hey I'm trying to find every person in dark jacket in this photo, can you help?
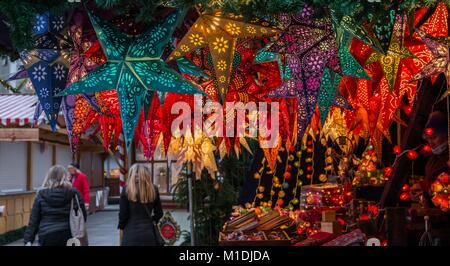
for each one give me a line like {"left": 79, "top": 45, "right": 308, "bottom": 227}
{"left": 24, "top": 165, "right": 87, "bottom": 246}
{"left": 118, "top": 163, "right": 163, "bottom": 246}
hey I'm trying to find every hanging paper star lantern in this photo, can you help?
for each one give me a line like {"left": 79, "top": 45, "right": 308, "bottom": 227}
{"left": 321, "top": 108, "right": 348, "bottom": 143}
{"left": 410, "top": 30, "right": 450, "bottom": 86}
{"left": 318, "top": 67, "right": 343, "bottom": 125}
{"left": 62, "top": 11, "right": 106, "bottom": 152}
{"left": 167, "top": 11, "right": 278, "bottom": 102}
{"left": 58, "top": 11, "right": 204, "bottom": 148}
{"left": 141, "top": 93, "right": 164, "bottom": 159}
{"left": 95, "top": 90, "right": 123, "bottom": 150}
{"left": 337, "top": 30, "right": 371, "bottom": 80}
{"left": 176, "top": 56, "right": 210, "bottom": 79}
{"left": 168, "top": 127, "right": 218, "bottom": 179}
{"left": 18, "top": 39, "right": 69, "bottom": 131}
{"left": 31, "top": 12, "right": 67, "bottom": 37}
{"left": 266, "top": 6, "right": 340, "bottom": 143}
{"left": 335, "top": 13, "right": 383, "bottom": 54}
{"left": 10, "top": 13, "right": 70, "bottom": 131}
{"left": 214, "top": 45, "right": 283, "bottom": 158}
{"left": 366, "top": 14, "right": 415, "bottom": 91}
{"left": 407, "top": 2, "right": 449, "bottom": 101}
{"left": 369, "top": 8, "right": 396, "bottom": 54}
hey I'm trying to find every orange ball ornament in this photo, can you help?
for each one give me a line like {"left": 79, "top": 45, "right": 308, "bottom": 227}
{"left": 276, "top": 199, "right": 284, "bottom": 206}
{"left": 431, "top": 181, "right": 443, "bottom": 193}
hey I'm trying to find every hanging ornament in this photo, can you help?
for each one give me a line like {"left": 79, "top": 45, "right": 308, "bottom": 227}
{"left": 410, "top": 29, "right": 450, "bottom": 89}
{"left": 13, "top": 13, "right": 70, "bottom": 131}
{"left": 406, "top": 149, "right": 419, "bottom": 160}
{"left": 267, "top": 5, "right": 340, "bottom": 143}
{"left": 318, "top": 68, "right": 343, "bottom": 125}
{"left": 168, "top": 11, "right": 278, "bottom": 102}
{"left": 168, "top": 128, "right": 217, "bottom": 180}
{"left": 335, "top": 27, "right": 371, "bottom": 80}
{"left": 58, "top": 11, "right": 204, "bottom": 149}
{"left": 393, "top": 145, "right": 402, "bottom": 155}
{"left": 366, "top": 14, "right": 415, "bottom": 91}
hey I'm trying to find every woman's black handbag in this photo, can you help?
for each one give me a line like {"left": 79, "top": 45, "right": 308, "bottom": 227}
{"left": 143, "top": 204, "right": 165, "bottom": 246}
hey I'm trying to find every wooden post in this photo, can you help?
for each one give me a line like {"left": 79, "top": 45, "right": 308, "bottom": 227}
{"left": 52, "top": 144, "right": 56, "bottom": 165}
{"left": 26, "top": 142, "right": 32, "bottom": 191}
{"left": 76, "top": 149, "right": 81, "bottom": 165}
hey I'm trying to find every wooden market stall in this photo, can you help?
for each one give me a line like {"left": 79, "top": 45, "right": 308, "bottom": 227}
{"left": 0, "top": 94, "right": 107, "bottom": 235}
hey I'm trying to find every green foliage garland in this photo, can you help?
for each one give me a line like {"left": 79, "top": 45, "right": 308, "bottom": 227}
{"left": 1, "top": 1, "right": 450, "bottom": 56}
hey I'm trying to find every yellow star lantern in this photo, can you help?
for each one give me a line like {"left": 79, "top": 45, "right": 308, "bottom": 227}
{"left": 366, "top": 14, "right": 415, "bottom": 91}
{"left": 168, "top": 128, "right": 218, "bottom": 179}
{"left": 167, "top": 12, "right": 278, "bottom": 102}
{"left": 321, "top": 108, "right": 349, "bottom": 144}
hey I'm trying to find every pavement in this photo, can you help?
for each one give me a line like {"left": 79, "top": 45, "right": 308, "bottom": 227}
{"left": 6, "top": 205, "right": 190, "bottom": 246}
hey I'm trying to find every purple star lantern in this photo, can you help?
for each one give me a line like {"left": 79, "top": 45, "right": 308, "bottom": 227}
{"left": 266, "top": 6, "right": 340, "bottom": 143}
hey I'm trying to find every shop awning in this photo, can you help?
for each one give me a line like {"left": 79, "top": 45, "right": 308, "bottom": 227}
{"left": 0, "top": 94, "right": 43, "bottom": 126}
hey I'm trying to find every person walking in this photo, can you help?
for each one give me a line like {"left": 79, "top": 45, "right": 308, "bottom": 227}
{"left": 118, "top": 164, "right": 164, "bottom": 246}
{"left": 24, "top": 165, "right": 87, "bottom": 246}
{"left": 68, "top": 163, "right": 90, "bottom": 211}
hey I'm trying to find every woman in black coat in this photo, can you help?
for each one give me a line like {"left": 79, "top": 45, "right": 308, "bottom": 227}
{"left": 24, "top": 165, "right": 87, "bottom": 246}
{"left": 118, "top": 164, "right": 164, "bottom": 246}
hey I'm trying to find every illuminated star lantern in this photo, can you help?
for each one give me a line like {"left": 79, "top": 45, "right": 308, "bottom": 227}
{"left": 169, "top": 128, "right": 218, "bottom": 180}
{"left": 9, "top": 13, "right": 70, "bottom": 131}
{"left": 58, "top": 11, "right": 204, "bottom": 148}
{"left": 266, "top": 6, "right": 340, "bottom": 143}
{"left": 62, "top": 12, "right": 105, "bottom": 152}
{"left": 366, "top": 14, "right": 415, "bottom": 91}
{"left": 336, "top": 29, "right": 371, "bottom": 80}
{"left": 369, "top": 8, "right": 397, "bottom": 54}
{"left": 318, "top": 68, "right": 343, "bottom": 125}
{"left": 335, "top": 13, "right": 383, "bottom": 54}
{"left": 31, "top": 12, "right": 67, "bottom": 37}
{"left": 18, "top": 44, "right": 69, "bottom": 131}
{"left": 167, "top": 11, "right": 278, "bottom": 103}
{"left": 410, "top": 30, "right": 450, "bottom": 101}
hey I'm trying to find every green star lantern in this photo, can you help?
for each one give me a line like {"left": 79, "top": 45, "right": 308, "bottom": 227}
{"left": 58, "top": 11, "right": 205, "bottom": 148}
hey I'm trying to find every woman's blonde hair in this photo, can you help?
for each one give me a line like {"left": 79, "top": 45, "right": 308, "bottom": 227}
{"left": 42, "top": 165, "right": 72, "bottom": 189}
{"left": 126, "top": 163, "right": 156, "bottom": 203}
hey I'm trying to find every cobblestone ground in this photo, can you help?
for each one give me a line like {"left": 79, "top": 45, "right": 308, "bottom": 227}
{"left": 6, "top": 206, "right": 189, "bottom": 246}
